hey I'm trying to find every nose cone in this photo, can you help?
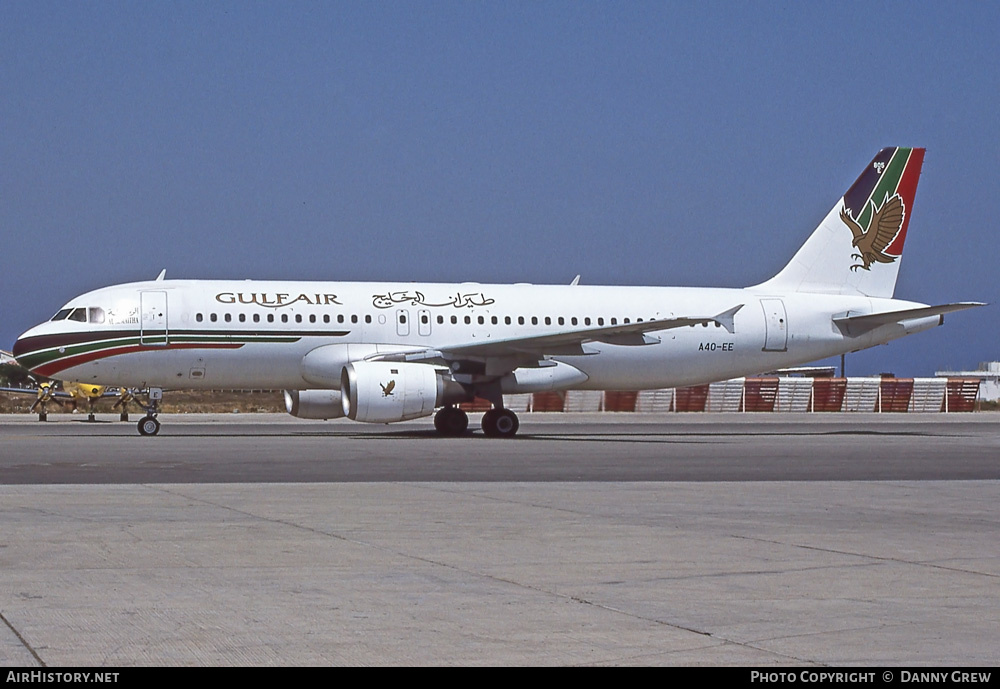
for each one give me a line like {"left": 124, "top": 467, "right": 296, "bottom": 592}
{"left": 12, "top": 324, "right": 46, "bottom": 371}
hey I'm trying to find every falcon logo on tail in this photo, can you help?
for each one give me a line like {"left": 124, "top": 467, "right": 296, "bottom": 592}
{"left": 840, "top": 193, "right": 905, "bottom": 272}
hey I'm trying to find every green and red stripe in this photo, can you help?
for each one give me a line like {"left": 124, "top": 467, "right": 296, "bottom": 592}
{"left": 14, "top": 328, "right": 349, "bottom": 378}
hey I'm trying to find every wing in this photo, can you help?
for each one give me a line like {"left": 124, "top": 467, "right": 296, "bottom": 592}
{"left": 371, "top": 304, "right": 744, "bottom": 373}
{"left": 0, "top": 386, "right": 43, "bottom": 397}
{"left": 869, "top": 194, "right": 905, "bottom": 254}
{"left": 840, "top": 207, "right": 865, "bottom": 242}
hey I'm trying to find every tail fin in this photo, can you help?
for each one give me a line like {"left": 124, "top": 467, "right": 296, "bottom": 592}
{"left": 755, "top": 147, "right": 925, "bottom": 298}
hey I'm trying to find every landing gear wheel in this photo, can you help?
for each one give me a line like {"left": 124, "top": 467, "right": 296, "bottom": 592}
{"left": 138, "top": 416, "right": 160, "bottom": 436}
{"left": 481, "top": 408, "right": 519, "bottom": 438}
{"left": 434, "top": 406, "right": 469, "bottom": 436}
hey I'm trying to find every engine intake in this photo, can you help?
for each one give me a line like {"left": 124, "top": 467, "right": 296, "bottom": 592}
{"left": 341, "top": 361, "right": 468, "bottom": 423}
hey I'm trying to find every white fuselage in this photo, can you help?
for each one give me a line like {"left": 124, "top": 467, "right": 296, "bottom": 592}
{"left": 13, "top": 278, "right": 937, "bottom": 392}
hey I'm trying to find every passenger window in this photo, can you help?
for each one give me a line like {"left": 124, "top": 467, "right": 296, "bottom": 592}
{"left": 281, "top": 314, "right": 289, "bottom": 323}
{"left": 478, "top": 316, "right": 485, "bottom": 325}
{"left": 365, "top": 315, "right": 372, "bottom": 324}
{"left": 531, "top": 317, "right": 538, "bottom": 325}
{"left": 254, "top": 314, "right": 261, "bottom": 323}
{"left": 224, "top": 314, "right": 232, "bottom": 322}
{"left": 211, "top": 313, "right": 218, "bottom": 322}
{"left": 239, "top": 314, "right": 246, "bottom": 322}
{"left": 464, "top": 316, "right": 471, "bottom": 325}
{"left": 267, "top": 314, "right": 274, "bottom": 323}
{"left": 338, "top": 315, "right": 344, "bottom": 323}
{"left": 351, "top": 315, "right": 358, "bottom": 324}
{"left": 450, "top": 316, "right": 457, "bottom": 324}
{"left": 196, "top": 313, "right": 203, "bottom": 323}
{"left": 491, "top": 316, "right": 498, "bottom": 325}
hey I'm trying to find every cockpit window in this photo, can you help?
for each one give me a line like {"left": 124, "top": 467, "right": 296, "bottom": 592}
{"left": 68, "top": 308, "right": 88, "bottom": 322}
{"left": 88, "top": 307, "right": 106, "bottom": 324}
{"left": 51, "top": 309, "right": 72, "bottom": 321}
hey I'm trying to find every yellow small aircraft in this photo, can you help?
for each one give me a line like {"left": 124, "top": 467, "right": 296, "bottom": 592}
{"left": 17, "top": 381, "right": 135, "bottom": 422}
{"left": 2, "top": 351, "right": 135, "bottom": 421}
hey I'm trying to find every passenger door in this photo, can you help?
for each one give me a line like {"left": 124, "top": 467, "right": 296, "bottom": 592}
{"left": 140, "top": 291, "right": 169, "bottom": 346}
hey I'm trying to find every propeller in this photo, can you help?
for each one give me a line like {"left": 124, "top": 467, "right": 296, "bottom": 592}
{"left": 29, "top": 382, "right": 64, "bottom": 413}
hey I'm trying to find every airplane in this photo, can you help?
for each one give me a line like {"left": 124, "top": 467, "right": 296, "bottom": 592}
{"left": 0, "top": 366, "right": 136, "bottom": 423}
{"left": 10, "top": 148, "right": 984, "bottom": 437}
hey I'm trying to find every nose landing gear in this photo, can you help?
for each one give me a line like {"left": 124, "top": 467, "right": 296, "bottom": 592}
{"left": 138, "top": 415, "right": 160, "bottom": 436}
{"left": 136, "top": 388, "right": 163, "bottom": 436}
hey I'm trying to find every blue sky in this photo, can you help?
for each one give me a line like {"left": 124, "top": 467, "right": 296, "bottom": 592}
{"left": 2, "top": 1, "right": 997, "bottom": 376}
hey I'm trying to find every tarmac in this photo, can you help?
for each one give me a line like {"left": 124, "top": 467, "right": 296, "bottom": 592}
{"left": 1, "top": 412, "right": 998, "bottom": 666}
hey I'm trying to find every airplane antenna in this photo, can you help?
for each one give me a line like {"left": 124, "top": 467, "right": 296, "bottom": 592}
{"left": 570, "top": 275, "right": 581, "bottom": 286}
{"left": 155, "top": 269, "right": 166, "bottom": 281}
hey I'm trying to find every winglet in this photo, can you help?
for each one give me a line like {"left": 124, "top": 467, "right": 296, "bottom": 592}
{"left": 712, "top": 304, "right": 744, "bottom": 334}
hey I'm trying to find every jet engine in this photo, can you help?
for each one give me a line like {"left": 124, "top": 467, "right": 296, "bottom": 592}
{"left": 340, "top": 361, "right": 468, "bottom": 423}
{"left": 283, "top": 389, "right": 345, "bottom": 420}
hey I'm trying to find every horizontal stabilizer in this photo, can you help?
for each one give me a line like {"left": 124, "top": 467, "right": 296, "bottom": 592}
{"left": 833, "top": 302, "right": 985, "bottom": 335}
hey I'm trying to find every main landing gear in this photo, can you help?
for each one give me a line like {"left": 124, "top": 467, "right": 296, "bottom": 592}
{"left": 137, "top": 388, "right": 163, "bottom": 436}
{"left": 432, "top": 405, "right": 520, "bottom": 437}
{"left": 481, "top": 408, "right": 519, "bottom": 438}
{"left": 433, "top": 406, "right": 469, "bottom": 436}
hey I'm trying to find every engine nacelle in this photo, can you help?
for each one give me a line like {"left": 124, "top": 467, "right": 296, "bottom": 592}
{"left": 284, "top": 389, "right": 345, "bottom": 420}
{"left": 341, "top": 361, "right": 467, "bottom": 423}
